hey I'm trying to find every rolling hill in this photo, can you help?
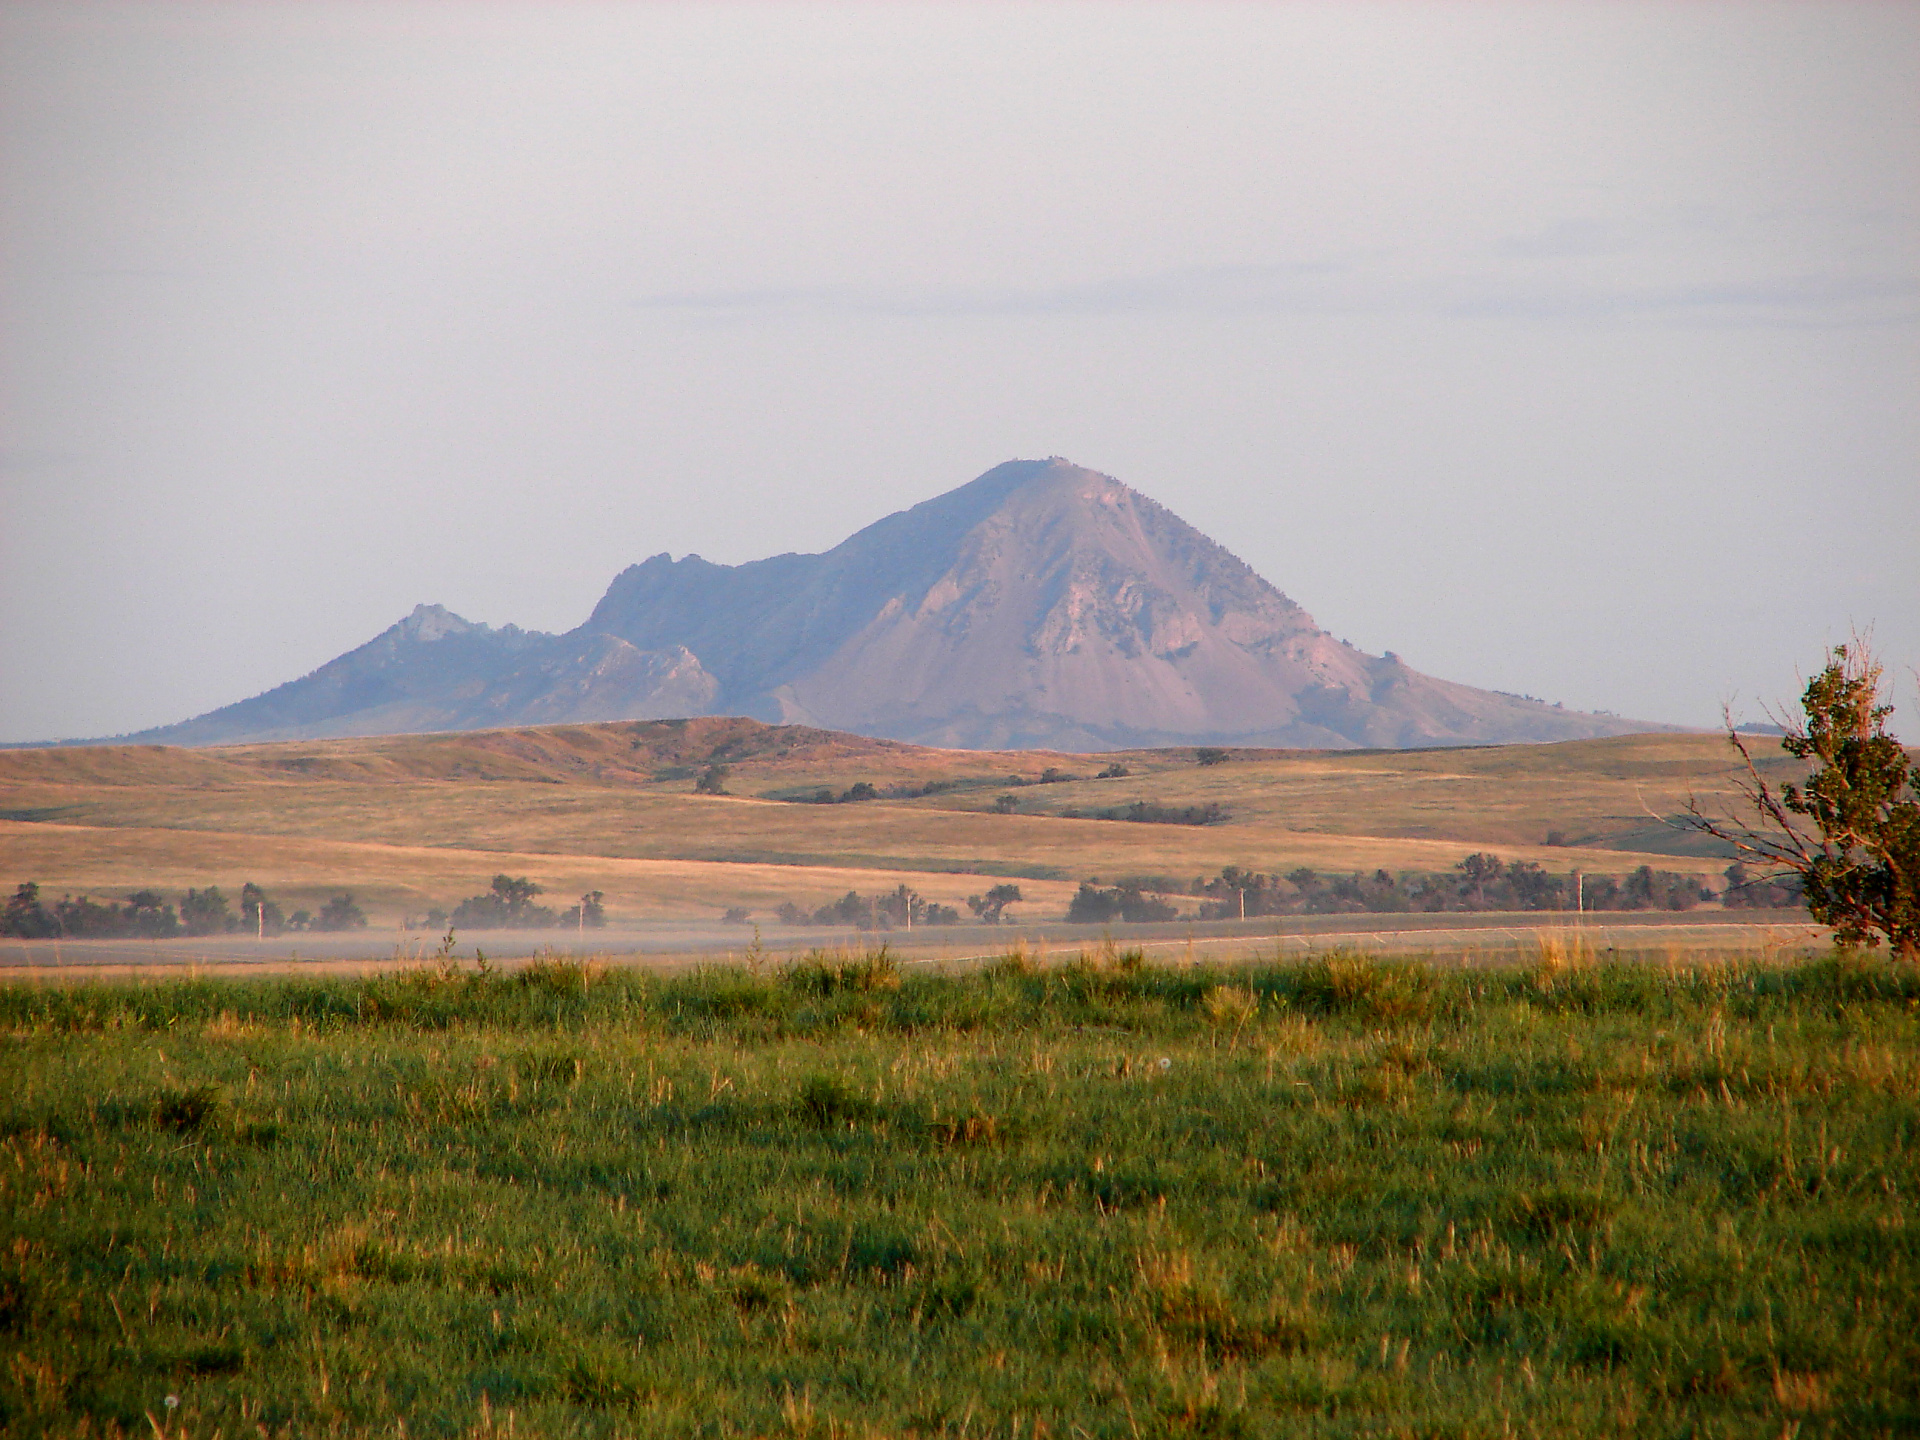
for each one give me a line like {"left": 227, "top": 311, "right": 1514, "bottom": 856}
{"left": 0, "top": 718, "right": 1788, "bottom": 932}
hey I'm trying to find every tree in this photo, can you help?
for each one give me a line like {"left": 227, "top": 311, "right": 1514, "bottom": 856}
{"left": 1193, "top": 865, "right": 1290, "bottom": 921}
{"left": 818, "top": 891, "right": 871, "bottom": 927}
{"left": 1503, "top": 860, "right": 1564, "bottom": 912}
{"left": 180, "top": 886, "right": 236, "bottom": 937}
{"left": 451, "top": 874, "right": 557, "bottom": 929}
{"left": 1067, "top": 881, "right": 1176, "bottom": 924}
{"left": 1, "top": 882, "right": 57, "bottom": 939}
{"left": 966, "top": 883, "right": 1023, "bottom": 924}
{"left": 694, "top": 765, "right": 730, "bottom": 795}
{"left": 1195, "top": 747, "right": 1230, "bottom": 767}
{"left": 313, "top": 894, "right": 368, "bottom": 931}
{"left": 1457, "top": 853, "right": 1504, "bottom": 908}
{"left": 494, "top": 875, "right": 541, "bottom": 910}
{"left": 125, "top": 890, "right": 181, "bottom": 937}
{"left": 1721, "top": 862, "right": 1800, "bottom": 910}
{"left": 877, "top": 883, "right": 926, "bottom": 929}
{"left": 1689, "top": 641, "right": 1919, "bottom": 957}
{"left": 239, "top": 882, "right": 284, "bottom": 937}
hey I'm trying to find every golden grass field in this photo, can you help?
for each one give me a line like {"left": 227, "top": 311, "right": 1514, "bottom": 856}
{"left": 0, "top": 716, "right": 1803, "bottom": 947}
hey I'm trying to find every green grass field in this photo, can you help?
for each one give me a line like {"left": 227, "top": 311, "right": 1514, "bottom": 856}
{"left": 4, "top": 947, "right": 1917, "bottom": 1438}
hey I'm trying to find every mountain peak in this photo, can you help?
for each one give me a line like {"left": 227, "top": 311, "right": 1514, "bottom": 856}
{"left": 123, "top": 459, "right": 1670, "bottom": 750}
{"left": 394, "top": 603, "right": 482, "bottom": 644}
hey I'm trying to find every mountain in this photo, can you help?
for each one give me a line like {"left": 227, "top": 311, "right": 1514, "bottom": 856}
{"left": 134, "top": 605, "right": 718, "bottom": 747}
{"left": 124, "top": 458, "right": 1667, "bottom": 750}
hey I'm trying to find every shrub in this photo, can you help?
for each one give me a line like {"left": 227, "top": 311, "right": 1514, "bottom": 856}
{"left": 783, "top": 948, "right": 900, "bottom": 997}
{"left": 1281, "top": 953, "right": 1433, "bottom": 1019}
{"left": 153, "top": 1085, "right": 221, "bottom": 1133}
{"left": 796, "top": 1074, "right": 874, "bottom": 1128}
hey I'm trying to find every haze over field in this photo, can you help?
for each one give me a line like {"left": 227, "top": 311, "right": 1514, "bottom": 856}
{"left": 2, "top": 2, "right": 1916, "bottom": 743}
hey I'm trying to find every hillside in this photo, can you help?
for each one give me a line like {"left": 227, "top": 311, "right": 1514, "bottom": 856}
{"left": 119, "top": 459, "right": 1672, "bottom": 750}
{"left": 0, "top": 719, "right": 1797, "bottom": 929}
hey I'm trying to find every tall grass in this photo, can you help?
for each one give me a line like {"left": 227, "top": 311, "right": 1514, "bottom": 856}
{"left": 2, "top": 946, "right": 1916, "bottom": 1437}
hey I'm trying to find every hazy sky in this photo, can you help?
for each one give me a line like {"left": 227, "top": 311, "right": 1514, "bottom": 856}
{"left": 3, "top": 1, "right": 1916, "bottom": 744}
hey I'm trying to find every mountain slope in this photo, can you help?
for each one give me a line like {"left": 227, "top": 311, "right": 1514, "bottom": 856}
{"left": 589, "top": 458, "right": 1659, "bottom": 749}
{"left": 130, "top": 605, "right": 717, "bottom": 746}
{"left": 120, "top": 458, "right": 1669, "bottom": 750}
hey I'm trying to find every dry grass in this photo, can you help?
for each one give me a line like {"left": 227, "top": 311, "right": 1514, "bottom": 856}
{"left": 0, "top": 820, "right": 1081, "bottom": 924}
{"left": 0, "top": 720, "right": 1797, "bottom": 930}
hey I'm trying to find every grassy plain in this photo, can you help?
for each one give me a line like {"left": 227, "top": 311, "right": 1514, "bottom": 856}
{"left": 3, "top": 947, "right": 1916, "bottom": 1437}
{"left": 0, "top": 719, "right": 1793, "bottom": 930}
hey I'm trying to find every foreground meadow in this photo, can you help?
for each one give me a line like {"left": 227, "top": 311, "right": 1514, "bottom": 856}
{"left": 2, "top": 949, "right": 1916, "bottom": 1438}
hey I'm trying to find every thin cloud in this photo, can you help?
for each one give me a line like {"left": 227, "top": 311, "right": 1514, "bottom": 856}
{"left": 635, "top": 217, "right": 1919, "bottom": 330}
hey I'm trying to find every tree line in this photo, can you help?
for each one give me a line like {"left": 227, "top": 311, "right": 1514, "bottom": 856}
{"left": 422, "top": 875, "right": 605, "bottom": 932}
{"left": 2, "top": 874, "right": 619, "bottom": 940}
{"left": 1, "top": 882, "right": 366, "bottom": 938}
{"left": 759, "top": 883, "right": 1019, "bottom": 929}
{"left": 1066, "top": 855, "right": 1768, "bottom": 924}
